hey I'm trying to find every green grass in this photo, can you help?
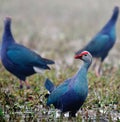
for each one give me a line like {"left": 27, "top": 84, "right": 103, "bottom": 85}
{"left": 0, "top": 63, "right": 120, "bottom": 121}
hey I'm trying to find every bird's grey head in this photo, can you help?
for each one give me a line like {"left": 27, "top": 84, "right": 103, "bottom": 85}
{"left": 113, "top": 6, "right": 119, "bottom": 14}
{"left": 74, "top": 51, "right": 92, "bottom": 64}
{"left": 4, "top": 17, "right": 11, "bottom": 26}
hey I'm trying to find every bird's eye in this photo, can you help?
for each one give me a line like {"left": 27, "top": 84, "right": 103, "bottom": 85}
{"left": 84, "top": 54, "right": 87, "bottom": 56}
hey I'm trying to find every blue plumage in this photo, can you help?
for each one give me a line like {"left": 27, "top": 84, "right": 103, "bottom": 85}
{"left": 45, "top": 51, "right": 92, "bottom": 117}
{"left": 1, "top": 17, "right": 55, "bottom": 88}
{"left": 0, "top": 43, "right": 1, "bottom": 60}
{"left": 76, "top": 6, "right": 119, "bottom": 76}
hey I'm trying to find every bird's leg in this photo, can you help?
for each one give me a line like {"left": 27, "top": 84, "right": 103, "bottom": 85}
{"left": 19, "top": 80, "right": 23, "bottom": 89}
{"left": 92, "top": 58, "right": 98, "bottom": 70}
{"left": 98, "top": 62, "right": 103, "bottom": 76}
{"left": 95, "top": 60, "right": 103, "bottom": 77}
{"left": 25, "top": 80, "right": 30, "bottom": 89}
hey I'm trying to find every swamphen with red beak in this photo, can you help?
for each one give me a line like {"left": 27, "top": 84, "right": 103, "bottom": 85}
{"left": 44, "top": 51, "right": 92, "bottom": 117}
{"left": 76, "top": 6, "right": 119, "bottom": 76}
{"left": 1, "top": 17, "right": 55, "bottom": 89}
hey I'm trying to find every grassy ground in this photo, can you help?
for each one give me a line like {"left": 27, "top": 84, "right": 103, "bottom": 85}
{"left": 0, "top": 0, "right": 120, "bottom": 121}
{"left": 0, "top": 64, "right": 120, "bottom": 121}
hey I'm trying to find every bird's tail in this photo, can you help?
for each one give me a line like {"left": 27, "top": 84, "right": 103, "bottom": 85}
{"left": 42, "top": 58, "right": 55, "bottom": 64}
{"left": 44, "top": 78, "right": 55, "bottom": 93}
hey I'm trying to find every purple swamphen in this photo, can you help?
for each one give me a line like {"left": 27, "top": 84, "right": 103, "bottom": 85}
{"left": 0, "top": 44, "right": 1, "bottom": 60}
{"left": 1, "top": 17, "right": 55, "bottom": 89}
{"left": 44, "top": 51, "right": 92, "bottom": 117}
{"left": 76, "top": 6, "right": 119, "bottom": 76}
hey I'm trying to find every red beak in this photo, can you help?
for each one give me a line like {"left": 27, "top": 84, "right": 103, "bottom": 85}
{"left": 74, "top": 53, "right": 83, "bottom": 59}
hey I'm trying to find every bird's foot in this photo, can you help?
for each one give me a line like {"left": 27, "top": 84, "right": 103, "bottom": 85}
{"left": 19, "top": 80, "right": 23, "bottom": 89}
{"left": 26, "top": 85, "right": 30, "bottom": 89}
{"left": 19, "top": 84, "right": 23, "bottom": 89}
{"left": 25, "top": 80, "right": 30, "bottom": 89}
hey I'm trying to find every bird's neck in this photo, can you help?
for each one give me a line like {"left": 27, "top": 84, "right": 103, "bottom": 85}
{"left": 2, "top": 23, "right": 15, "bottom": 44}
{"left": 104, "top": 10, "right": 119, "bottom": 28}
{"left": 76, "top": 62, "right": 90, "bottom": 81}
{"left": 72, "top": 62, "right": 89, "bottom": 96}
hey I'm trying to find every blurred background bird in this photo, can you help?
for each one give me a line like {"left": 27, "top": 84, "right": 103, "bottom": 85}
{"left": 1, "top": 17, "right": 55, "bottom": 89}
{"left": 0, "top": 44, "right": 1, "bottom": 60}
{"left": 44, "top": 51, "right": 92, "bottom": 117}
{"left": 76, "top": 6, "right": 119, "bottom": 76}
